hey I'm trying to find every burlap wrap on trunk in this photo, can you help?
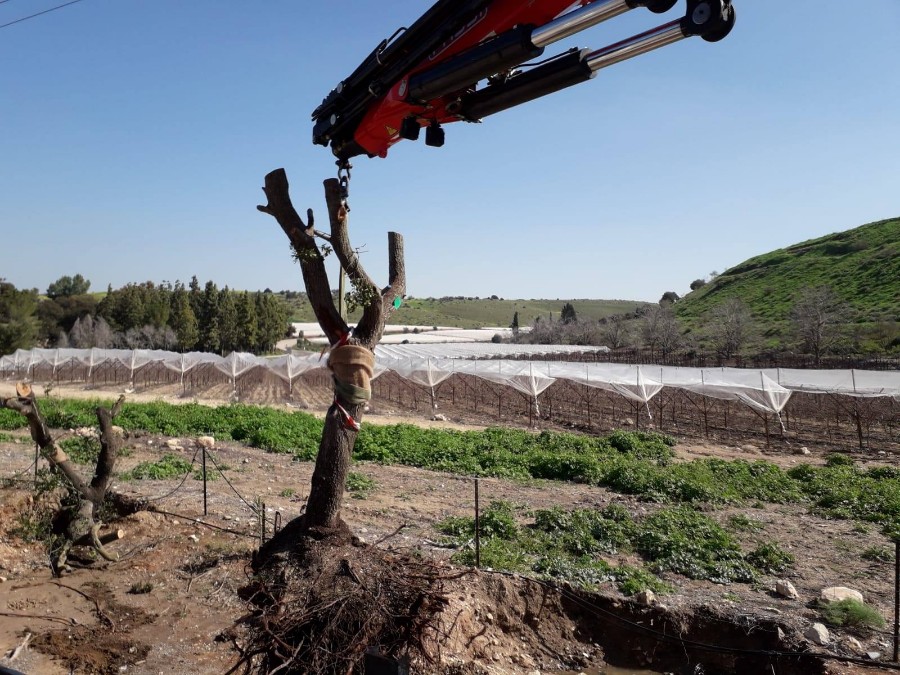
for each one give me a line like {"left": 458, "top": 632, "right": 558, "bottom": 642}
{"left": 328, "top": 344, "right": 375, "bottom": 405}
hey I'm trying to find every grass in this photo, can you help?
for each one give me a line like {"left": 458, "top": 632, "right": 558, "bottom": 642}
{"left": 676, "top": 217, "right": 900, "bottom": 349}
{"left": 819, "top": 599, "right": 886, "bottom": 629}
{"left": 861, "top": 545, "right": 894, "bottom": 563}
{"left": 282, "top": 295, "right": 646, "bottom": 329}
{"left": 128, "top": 581, "right": 154, "bottom": 595}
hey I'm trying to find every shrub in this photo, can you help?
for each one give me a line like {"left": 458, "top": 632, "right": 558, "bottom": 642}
{"left": 825, "top": 453, "right": 854, "bottom": 468}
{"left": 746, "top": 543, "right": 795, "bottom": 573}
{"left": 820, "top": 599, "right": 885, "bottom": 629}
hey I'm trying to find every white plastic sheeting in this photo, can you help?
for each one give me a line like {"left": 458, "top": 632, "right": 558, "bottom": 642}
{"left": 763, "top": 368, "right": 900, "bottom": 399}
{"left": 2, "top": 348, "right": 898, "bottom": 415}
{"left": 375, "top": 343, "right": 610, "bottom": 359}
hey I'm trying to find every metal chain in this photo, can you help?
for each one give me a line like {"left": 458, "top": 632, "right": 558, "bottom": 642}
{"left": 337, "top": 159, "right": 352, "bottom": 211}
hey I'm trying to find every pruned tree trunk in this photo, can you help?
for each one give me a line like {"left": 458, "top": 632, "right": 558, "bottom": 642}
{"left": 255, "top": 169, "right": 405, "bottom": 558}
{"left": 0, "top": 383, "right": 126, "bottom": 574}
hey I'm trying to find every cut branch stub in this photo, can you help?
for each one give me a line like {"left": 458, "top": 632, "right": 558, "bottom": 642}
{"left": 258, "top": 168, "right": 347, "bottom": 345}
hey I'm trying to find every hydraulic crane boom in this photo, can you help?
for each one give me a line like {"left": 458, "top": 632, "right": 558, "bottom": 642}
{"left": 312, "top": 0, "right": 735, "bottom": 166}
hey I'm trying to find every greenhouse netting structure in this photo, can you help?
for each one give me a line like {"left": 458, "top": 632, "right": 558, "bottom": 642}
{"left": 2, "top": 346, "right": 898, "bottom": 448}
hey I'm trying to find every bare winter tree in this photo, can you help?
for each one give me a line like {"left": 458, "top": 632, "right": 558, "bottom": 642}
{"left": 790, "top": 285, "right": 852, "bottom": 365}
{"left": 255, "top": 170, "right": 405, "bottom": 555}
{"left": 641, "top": 304, "right": 681, "bottom": 359}
{"left": 708, "top": 297, "right": 755, "bottom": 363}
{"left": 601, "top": 314, "right": 630, "bottom": 349}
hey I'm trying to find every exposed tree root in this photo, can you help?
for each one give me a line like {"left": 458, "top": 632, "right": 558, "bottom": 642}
{"left": 234, "top": 535, "right": 467, "bottom": 675}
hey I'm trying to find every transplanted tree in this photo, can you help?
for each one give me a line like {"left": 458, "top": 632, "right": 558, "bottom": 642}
{"left": 708, "top": 297, "right": 755, "bottom": 363}
{"left": 239, "top": 170, "right": 421, "bottom": 674}
{"left": 510, "top": 310, "right": 519, "bottom": 337}
{"left": 790, "top": 285, "right": 852, "bottom": 365}
{"left": 256, "top": 171, "right": 405, "bottom": 544}
{"left": 560, "top": 302, "right": 577, "bottom": 324}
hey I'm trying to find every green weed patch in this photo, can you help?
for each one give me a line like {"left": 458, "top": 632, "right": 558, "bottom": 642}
{"left": 436, "top": 501, "right": 791, "bottom": 593}
{"left": 7, "top": 398, "right": 900, "bottom": 536}
{"left": 122, "top": 454, "right": 193, "bottom": 480}
{"left": 60, "top": 436, "right": 101, "bottom": 465}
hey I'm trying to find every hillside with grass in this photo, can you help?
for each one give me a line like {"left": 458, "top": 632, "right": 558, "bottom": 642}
{"left": 282, "top": 295, "right": 646, "bottom": 329}
{"left": 676, "top": 217, "right": 900, "bottom": 347}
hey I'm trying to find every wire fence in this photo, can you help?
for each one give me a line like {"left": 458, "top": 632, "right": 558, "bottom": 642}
{"left": 1, "top": 436, "right": 899, "bottom": 667}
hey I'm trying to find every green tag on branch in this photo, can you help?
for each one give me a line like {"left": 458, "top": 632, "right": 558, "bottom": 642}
{"left": 393, "top": 297, "right": 402, "bottom": 309}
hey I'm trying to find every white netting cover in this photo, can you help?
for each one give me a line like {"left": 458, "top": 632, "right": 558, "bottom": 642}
{"left": 2, "top": 348, "right": 897, "bottom": 412}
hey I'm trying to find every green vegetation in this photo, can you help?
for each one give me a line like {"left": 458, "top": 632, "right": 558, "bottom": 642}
{"left": 122, "top": 454, "right": 193, "bottom": 480}
{"left": 279, "top": 488, "right": 296, "bottom": 498}
{"left": 345, "top": 471, "right": 375, "bottom": 497}
{"left": 746, "top": 543, "right": 795, "bottom": 574}
{"left": 0, "top": 431, "right": 18, "bottom": 443}
{"left": 281, "top": 294, "right": 644, "bottom": 329}
{"left": 437, "top": 501, "right": 795, "bottom": 593}
{"left": 677, "top": 217, "right": 900, "bottom": 351}
{"left": 128, "top": 581, "right": 154, "bottom": 595}
{"left": 4, "top": 399, "right": 900, "bottom": 537}
{"left": 861, "top": 545, "right": 893, "bottom": 563}
{"left": 819, "top": 599, "right": 886, "bottom": 629}
{"left": 0, "top": 275, "right": 291, "bottom": 353}
{"left": 60, "top": 436, "right": 101, "bottom": 465}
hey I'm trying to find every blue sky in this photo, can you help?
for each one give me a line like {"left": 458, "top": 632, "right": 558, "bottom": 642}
{"left": 2, "top": 0, "right": 898, "bottom": 302}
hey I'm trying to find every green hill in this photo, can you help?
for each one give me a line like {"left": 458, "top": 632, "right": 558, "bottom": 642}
{"left": 676, "top": 217, "right": 900, "bottom": 347}
{"left": 282, "top": 295, "right": 646, "bottom": 329}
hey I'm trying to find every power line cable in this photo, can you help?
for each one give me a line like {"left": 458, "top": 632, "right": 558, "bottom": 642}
{"left": 0, "top": 0, "right": 86, "bottom": 30}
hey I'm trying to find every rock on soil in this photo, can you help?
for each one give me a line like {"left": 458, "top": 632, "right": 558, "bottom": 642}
{"left": 804, "top": 623, "right": 830, "bottom": 645}
{"left": 820, "top": 586, "right": 864, "bottom": 603}
{"left": 775, "top": 580, "right": 799, "bottom": 600}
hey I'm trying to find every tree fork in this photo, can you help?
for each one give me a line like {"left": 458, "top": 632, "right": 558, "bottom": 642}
{"left": 1, "top": 384, "right": 127, "bottom": 572}
{"left": 256, "top": 169, "right": 405, "bottom": 554}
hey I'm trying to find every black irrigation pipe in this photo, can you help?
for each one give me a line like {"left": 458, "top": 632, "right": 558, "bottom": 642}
{"left": 205, "top": 450, "right": 260, "bottom": 516}
{"left": 146, "top": 507, "right": 259, "bottom": 539}
{"left": 486, "top": 569, "right": 900, "bottom": 670}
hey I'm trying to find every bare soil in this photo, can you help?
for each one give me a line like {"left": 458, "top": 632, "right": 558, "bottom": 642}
{"left": 0, "top": 382, "right": 898, "bottom": 674}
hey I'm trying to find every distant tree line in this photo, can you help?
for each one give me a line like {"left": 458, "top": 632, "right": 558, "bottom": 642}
{"left": 512, "top": 285, "right": 896, "bottom": 364}
{"left": 0, "top": 275, "right": 292, "bottom": 355}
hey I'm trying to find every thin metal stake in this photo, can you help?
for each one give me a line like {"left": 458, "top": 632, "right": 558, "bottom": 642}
{"left": 894, "top": 539, "right": 899, "bottom": 662}
{"left": 474, "top": 478, "right": 481, "bottom": 569}
{"left": 202, "top": 448, "right": 208, "bottom": 516}
{"left": 261, "top": 503, "right": 267, "bottom": 547}
{"left": 34, "top": 443, "right": 39, "bottom": 488}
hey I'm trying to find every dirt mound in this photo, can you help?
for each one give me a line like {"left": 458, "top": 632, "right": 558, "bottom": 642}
{"left": 31, "top": 581, "right": 152, "bottom": 674}
{"left": 238, "top": 526, "right": 455, "bottom": 674}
